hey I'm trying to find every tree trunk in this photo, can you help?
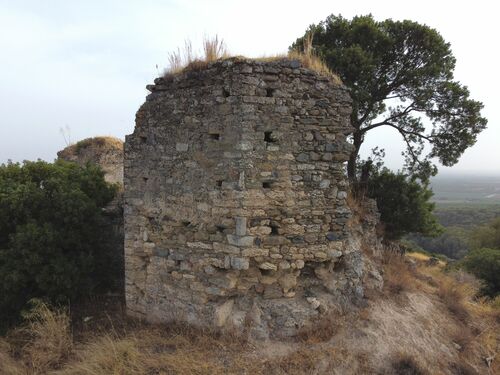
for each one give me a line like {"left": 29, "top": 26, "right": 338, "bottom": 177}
{"left": 347, "top": 130, "right": 363, "bottom": 182}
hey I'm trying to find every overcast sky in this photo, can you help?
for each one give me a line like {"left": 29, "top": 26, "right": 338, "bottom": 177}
{"left": 0, "top": 0, "right": 498, "bottom": 175}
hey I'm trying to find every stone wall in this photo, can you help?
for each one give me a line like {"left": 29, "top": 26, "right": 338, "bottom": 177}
{"left": 124, "top": 58, "right": 364, "bottom": 338}
{"left": 58, "top": 136, "right": 124, "bottom": 185}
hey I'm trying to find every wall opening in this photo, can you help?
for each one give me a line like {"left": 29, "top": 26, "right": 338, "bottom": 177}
{"left": 266, "top": 88, "right": 275, "bottom": 97}
{"left": 209, "top": 133, "right": 220, "bottom": 140}
{"left": 262, "top": 181, "right": 272, "bottom": 189}
{"left": 270, "top": 223, "right": 280, "bottom": 235}
{"left": 216, "top": 180, "right": 223, "bottom": 187}
{"left": 216, "top": 225, "right": 226, "bottom": 233}
{"left": 140, "top": 136, "right": 147, "bottom": 144}
{"left": 264, "top": 131, "right": 276, "bottom": 143}
{"left": 223, "top": 88, "right": 230, "bottom": 97}
{"left": 260, "top": 269, "right": 273, "bottom": 276}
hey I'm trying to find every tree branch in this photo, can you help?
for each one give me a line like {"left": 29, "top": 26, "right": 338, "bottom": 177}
{"left": 362, "top": 120, "right": 435, "bottom": 143}
{"left": 398, "top": 128, "right": 427, "bottom": 169}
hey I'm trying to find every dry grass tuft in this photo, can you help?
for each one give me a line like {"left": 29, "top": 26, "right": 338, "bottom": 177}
{"left": 448, "top": 362, "right": 479, "bottom": 375}
{"left": 414, "top": 264, "right": 499, "bottom": 373}
{"left": 0, "top": 340, "right": 25, "bottom": 375}
{"left": 203, "top": 34, "right": 228, "bottom": 63}
{"left": 60, "top": 334, "right": 146, "bottom": 375}
{"left": 165, "top": 35, "right": 228, "bottom": 75}
{"left": 389, "top": 352, "right": 429, "bottom": 375}
{"left": 383, "top": 253, "right": 415, "bottom": 295}
{"left": 345, "top": 188, "right": 368, "bottom": 227}
{"left": 296, "top": 313, "right": 340, "bottom": 343}
{"left": 288, "top": 32, "right": 340, "bottom": 83}
{"left": 21, "top": 301, "right": 73, "bottom": 373}
{"left": 436, "top": 273, "right": 478, "bottom": 323}
{"left": 0, "top": 301, "right": 74, "bottom": 374}
{"left": 262, "top": 347, "right": 341, "bottom": 375}
{"left": 163, "top": 34, "right": 341, "bottom": 82}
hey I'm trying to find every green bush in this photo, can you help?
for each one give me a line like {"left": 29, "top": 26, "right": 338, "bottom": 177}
{"left": 366, "top": 168, "right": 442, "bottom": 240}
{"left": 462, "top": 247, "right": 500, "bottom": 297}
{"left": 0, "top": 160, "right": 118, "bottom": 329}
{"left": 470, "top": 217, "right": 500, "bottom": 250}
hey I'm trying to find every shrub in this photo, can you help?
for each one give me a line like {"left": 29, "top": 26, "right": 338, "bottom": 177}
{"left": 470, "top": 217, "right": 500, "bottom": 250}
{"left": 462, "top": 247, "right": 500, "bottom": 297}
{"left": 0, "top": 160, "right": 118, "bottom": 330}
{"left": 366, "top": 168, "right": 442, "bottom": 240}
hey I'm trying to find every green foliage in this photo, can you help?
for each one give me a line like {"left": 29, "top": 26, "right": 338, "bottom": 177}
{"left": 434, "top": 203, "right": 500, "bottom": 228}
{"left": 0, "top": 160, "right": 118, "bottom": 329}
{"left": 292, "top": 14, "right": 487, "bottom": 181}
{"left": 462, "top": 248, "right": 500, "bottom": 297}
{"left": 407, "top": 227, "right": 470, "bottom": 260}
{"left": 366, "top": 168, "right": 442, "bottom": 239}
{"left": 469, "top": 217, "right": 500, "bottom": 250}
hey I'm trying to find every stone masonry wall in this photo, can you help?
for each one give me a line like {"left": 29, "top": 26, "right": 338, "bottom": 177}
{"left": 124, "top": 58, "right": 361, "bottom": 338}
{"left": 58, "top": 137, "right": 124, "bottom": 185}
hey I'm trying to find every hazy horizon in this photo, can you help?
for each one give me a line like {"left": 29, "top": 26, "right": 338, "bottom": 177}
{"left": 0, "top": 0, "right": 498, "bottom": 175}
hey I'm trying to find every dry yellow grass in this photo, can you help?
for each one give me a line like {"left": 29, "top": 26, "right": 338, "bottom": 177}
{"left": 165, "top": 35, "right": 229, "bottom": 75}
{"left": 406, "top": 251, "right": 431, "bottom": 262}
{"left": 1, "top": 255, "right": 498, "bottom": 374}
{"left": 383, "top": 252, "right": 416, "bottom": 295}
{"left": 413, "top": 260, "right": 499, "bottom": 373}
{"left": 388, "top": 352, "right": 430, "bottom": 375}
{"left": 0, "top": 340, "right": 25, "bottom": 375}
{"left": 163, "top": 34, "right": 342, "bottom": 83}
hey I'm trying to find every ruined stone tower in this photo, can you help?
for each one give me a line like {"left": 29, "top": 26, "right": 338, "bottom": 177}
{"left": 124, "top": 58, "right": 364, "bottom": 338}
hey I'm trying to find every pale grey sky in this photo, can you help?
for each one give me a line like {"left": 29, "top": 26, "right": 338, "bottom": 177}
{"left": 0, "top": 0, "right": 498, "bottom": 174}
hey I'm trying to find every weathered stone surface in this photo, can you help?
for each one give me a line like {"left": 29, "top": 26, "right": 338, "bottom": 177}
{"left": 227, "top": 235, "right": 255, "bottom": 247}
{"left": 123, "top": 57, "right": 368, "bottom": 339}
{"left": 230, "top": 256, "right": 249, "bottom": 270}
{"left": 58, "top": 136, "right": 124, "bottom": 185}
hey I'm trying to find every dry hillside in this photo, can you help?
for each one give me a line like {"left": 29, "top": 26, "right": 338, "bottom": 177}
{"left": 0, "top": 251, "right": 497, "bottom": 375}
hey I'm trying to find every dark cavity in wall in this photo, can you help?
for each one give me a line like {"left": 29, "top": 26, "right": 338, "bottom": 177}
{"left": 266, "top": 88, "right": 275, "bottom": 97}
{"left": 270, "top": 223, "right": 280, "bottom": 235}
{"left": 264, "top": 131, "right": 276, "bottom": 143}
{"left": 209, "top": 133, "right": 220, "bottom": 140}
{"left": 262, "top": 181, "right": 273, "bottom": 189}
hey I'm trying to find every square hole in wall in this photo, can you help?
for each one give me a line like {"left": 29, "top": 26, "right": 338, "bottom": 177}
{"left": 270, "top": 223, "right": 280, "bottom": 235}
{"left": 262, "top": 181, "right": 272, "bottom": 189}
{"left": 223, "top": 88, "right": 230, "bottom": 97}
{"left": 216, "top": 224, "right": 226, "bottom": 233}
{"left": 266, "top": 88, "right": 275, "bottom": 97}
{"left": 216, "top": 180, "right": 223, "bottom": 187}
{"left": 264, "top": 131, "right": 277, "bottom": 143}
{"left": 140, "top": 136, "right": 147, "bottom": 144}
{"left": 209, "top": 133, "right": 220, "bottom": 140}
